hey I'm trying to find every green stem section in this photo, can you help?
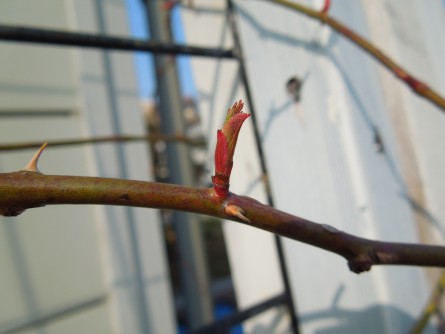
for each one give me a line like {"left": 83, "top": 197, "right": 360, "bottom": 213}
{"left": 2, "top": 171, "right": 445, "bottom": 273}
{"left": 272, "top": 0, "right": 445, "bottom": 113}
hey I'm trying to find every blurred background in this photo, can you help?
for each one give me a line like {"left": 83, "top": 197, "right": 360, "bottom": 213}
{"left": 0, "top": 0, "right": 445, "bottom": 333}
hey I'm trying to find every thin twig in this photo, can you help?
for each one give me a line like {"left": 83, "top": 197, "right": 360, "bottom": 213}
{"left": 0, "top": 134, "right": 205, "bottom": 151}
{"left": 410, "top": 270, "right": 445, "bottom": 334}
{"left": 271, "top": 0, "right": 445, "bottom": 113}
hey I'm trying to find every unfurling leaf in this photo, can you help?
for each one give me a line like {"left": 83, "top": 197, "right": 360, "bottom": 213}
{"left": 212, "top": 100, "right": 250, "bottom": 198}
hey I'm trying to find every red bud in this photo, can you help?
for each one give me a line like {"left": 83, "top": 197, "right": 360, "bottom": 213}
{"left": 212, "top": 100, "right": 250, "bottom": 198}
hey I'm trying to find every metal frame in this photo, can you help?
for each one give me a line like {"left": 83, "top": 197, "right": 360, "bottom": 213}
{"left": 0, "top": 2, "right": 300, "bottom": 333}
{"left": 0, "top": 24, "right": 235, "bottom": 58}
{"left": 190, "top": 293, "right": 288, "bottom": 334}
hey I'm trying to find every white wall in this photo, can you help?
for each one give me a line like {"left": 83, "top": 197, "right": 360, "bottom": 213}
{"left": 184, "top": 0, "right": 445, "bottom": 333}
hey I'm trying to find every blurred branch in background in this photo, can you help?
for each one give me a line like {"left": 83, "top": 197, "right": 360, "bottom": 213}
{"left": 271, "top": 0, "right": 445, "bottom": 113}
{"left": 0, "top": 134, "right": 205, "bottom": 152}
{"left": 410, "top": 270, "right": 445, "bottom": 334}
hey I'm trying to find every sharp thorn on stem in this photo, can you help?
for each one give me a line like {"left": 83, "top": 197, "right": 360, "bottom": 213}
{"left": 21, "top": 143, "right": 48, "bottom": 173}
{"left": 224, "top": 204, "right": 250, "bottom": 223}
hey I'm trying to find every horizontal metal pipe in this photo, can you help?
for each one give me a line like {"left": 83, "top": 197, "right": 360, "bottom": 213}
{"left": 0, "top": 24, "right": 236, "bottom": 59}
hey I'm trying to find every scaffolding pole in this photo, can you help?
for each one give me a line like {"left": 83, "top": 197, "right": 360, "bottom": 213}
{"left": 145, "top": 1, "right": 214, "bottom": 330}
{"left": 0, "top": 24, "right": 235, "bottom": 58}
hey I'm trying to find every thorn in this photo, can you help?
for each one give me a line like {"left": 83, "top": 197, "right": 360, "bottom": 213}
{"left": 224, "top": 204, "right": 250, "bottom": 223}
{"left": 21, "top": 143, "right": 47, "bottom": 173}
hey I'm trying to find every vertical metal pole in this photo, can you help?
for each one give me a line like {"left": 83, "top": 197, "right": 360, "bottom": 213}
{"left": 144, "top": 1, "right": 213, "bottom": 330}
{"left": 226, "top": 1, "right": 300, "bottom": 333}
